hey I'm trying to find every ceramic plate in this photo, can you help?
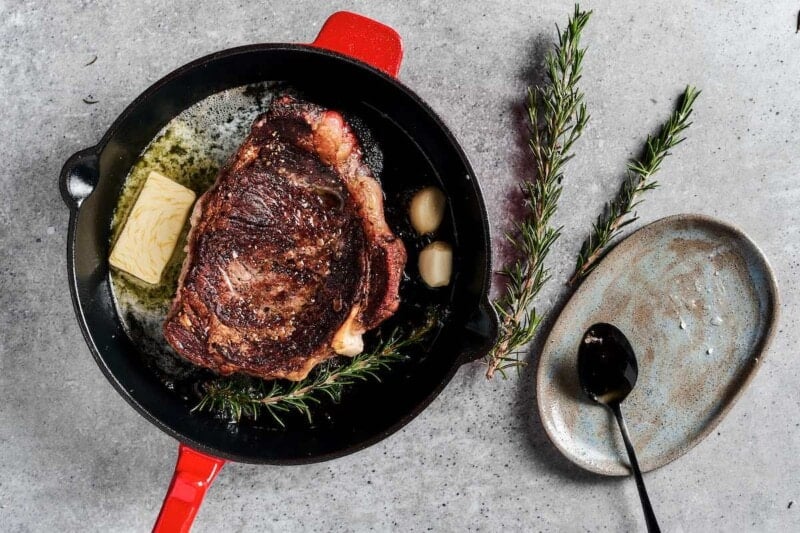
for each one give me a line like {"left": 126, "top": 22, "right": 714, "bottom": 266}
{"left": 536, "top": 214, "right": 779, "bottom": 475}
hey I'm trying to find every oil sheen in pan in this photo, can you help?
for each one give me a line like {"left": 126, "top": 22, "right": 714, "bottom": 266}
{"left": 108, "top": 81, "right": 456, "bottom": 425}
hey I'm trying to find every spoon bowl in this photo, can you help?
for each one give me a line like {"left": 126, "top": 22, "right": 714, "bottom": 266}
{"left": 578, "top": 323, "right": 638, "bottom": 406}
{"left": 578, "top": 322, "right": 661, "bottom": 533}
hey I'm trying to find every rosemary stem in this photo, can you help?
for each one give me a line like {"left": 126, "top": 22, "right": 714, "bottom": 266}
{"left": 258, "top": 355, "right": 380, "bottom": 406}
{"left": 567, "top": 212, "right": 626, "bottom": 286}
{"left": 485, "top": 4, "right": 591, "bottom": 379}
{"left": 194, "top": 311, "right": 438, "bottom": 424}
{"left": 488, "top": 273, "right": 536, "bottom": 379}
{"left": 569, "top": 86, "right": 699, "bottom": 285}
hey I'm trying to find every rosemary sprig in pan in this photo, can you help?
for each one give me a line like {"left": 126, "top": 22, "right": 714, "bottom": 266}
{"left": 569, "top": 86, "right": 700, "bottom": 285}
{"left": 193, "top": 310, "right": 439, "bottom": 425}
{"left": 485, "top": 5, "right": 591, "bottom": 379}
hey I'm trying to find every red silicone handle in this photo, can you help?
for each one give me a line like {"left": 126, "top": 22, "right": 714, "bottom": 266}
{"left": 153, "top": 444, "right": 226, "bottom": 533}
{"left": 312, "top": 11, "right": 403, "bottom": 78}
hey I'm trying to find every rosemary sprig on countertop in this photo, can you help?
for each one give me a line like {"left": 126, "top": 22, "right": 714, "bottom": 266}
{"left": 193, "top": 310, "right": 438, "bottom": 425}
{"left": 568, "top": 86, "right": 700, "bottom": 285}
{"left": 485, "top": 5, "right": 591, "bottom": 379}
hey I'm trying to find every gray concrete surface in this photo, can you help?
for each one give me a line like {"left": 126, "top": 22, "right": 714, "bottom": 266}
{"left": 1, "top": 0, "right": 798, "bottom": 531}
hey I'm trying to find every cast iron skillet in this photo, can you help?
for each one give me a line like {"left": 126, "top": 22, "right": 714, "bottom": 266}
{"left": 59, "top": 12, "right": 497, "bottom": 531}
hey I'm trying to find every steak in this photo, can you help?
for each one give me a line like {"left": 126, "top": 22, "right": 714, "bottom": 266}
{"left": 163, "top": 95, "right": 406, "bottom": 381}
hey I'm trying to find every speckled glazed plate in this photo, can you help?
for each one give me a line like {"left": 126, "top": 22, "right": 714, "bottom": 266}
{"left": 536, "top": 214, "right": 778, "bottom": 475}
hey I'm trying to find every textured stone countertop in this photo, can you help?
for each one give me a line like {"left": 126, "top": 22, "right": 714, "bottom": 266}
{"left": 1, "top": 1, "right": 798, "bottom": 531}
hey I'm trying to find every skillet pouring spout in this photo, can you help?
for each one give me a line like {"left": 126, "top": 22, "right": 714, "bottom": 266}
{"left": 60, "top": 146, "right": 100, "bottom": 210}
{"left": 458, "top": 296, "right": 500, "bottom": 365}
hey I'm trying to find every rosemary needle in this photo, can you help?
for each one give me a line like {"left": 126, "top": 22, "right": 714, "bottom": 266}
{"left": 485, "top": 4, "right": 591, "bottom": 379}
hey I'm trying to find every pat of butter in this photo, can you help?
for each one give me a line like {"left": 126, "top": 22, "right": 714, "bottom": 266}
{"left": 109, "top": 171, "right": 196, "bottom": 284}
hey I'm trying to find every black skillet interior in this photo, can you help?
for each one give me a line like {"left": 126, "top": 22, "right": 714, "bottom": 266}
{"left": 61, "top": 45, "right": 496, "bottom": 464}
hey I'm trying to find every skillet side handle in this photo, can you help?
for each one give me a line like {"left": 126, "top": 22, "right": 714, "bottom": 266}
{"left": 311, "top": 11, "right": 403, "bottom": 78}
{"left": 457, "top": 296, "right": 500, "bottom": 366}
{"left": 60, "top": 146, "right": 100, "bottom": 210}
{"left": 153, "top": 444, "right": 226, "bottom": 533}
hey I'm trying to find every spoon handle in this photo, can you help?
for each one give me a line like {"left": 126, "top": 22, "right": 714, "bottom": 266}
{"left": 610, "top": 403, "right": 661, "bottom": 533}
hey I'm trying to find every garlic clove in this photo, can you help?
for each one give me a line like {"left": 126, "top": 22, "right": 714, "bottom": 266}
{"left": 418, "top": 241, "right": 453, "bottom": 288}
{"left": 409, "top": 186, "right": 446, "bottom": 235}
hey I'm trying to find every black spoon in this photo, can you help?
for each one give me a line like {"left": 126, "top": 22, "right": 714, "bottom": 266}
{"left": 578, "top": 323, "right": 661, "bottom": 533}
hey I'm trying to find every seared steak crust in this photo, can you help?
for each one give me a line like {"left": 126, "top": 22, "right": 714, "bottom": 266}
{"left": 163, "top": 95, "right": 406, "bottom": 381}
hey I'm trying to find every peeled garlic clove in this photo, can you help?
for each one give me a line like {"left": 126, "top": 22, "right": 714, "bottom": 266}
{"left": 409, "top": 186, "right": 446, "bottom": 235}
{"left": 418, "top": 241, "right": 453, "bottom": 288}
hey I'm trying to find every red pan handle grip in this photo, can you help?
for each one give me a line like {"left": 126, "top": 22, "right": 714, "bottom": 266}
{"left": 312, "top": 11, "right": 403, "bottom": 78}
{"left": 153, "top": 444, "right": 226, "bottom": 533}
